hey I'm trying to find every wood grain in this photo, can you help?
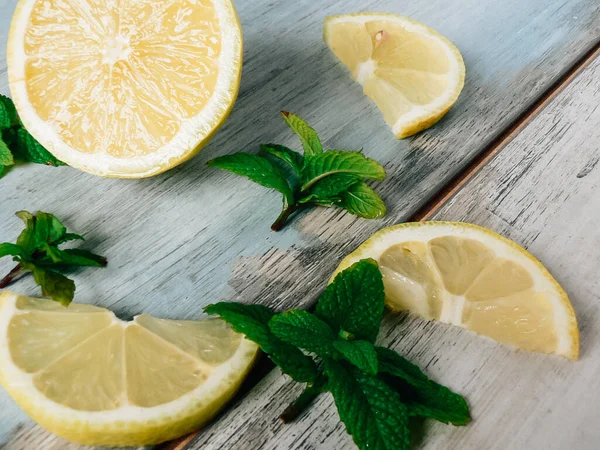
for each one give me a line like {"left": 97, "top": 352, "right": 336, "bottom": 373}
{"left": 184, "top": 53, "right": 600, "bottom": 450}
{"left": 0, "top": 0, "right": 599, "bottom": 448}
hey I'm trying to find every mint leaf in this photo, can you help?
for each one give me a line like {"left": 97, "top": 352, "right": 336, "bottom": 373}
{"left": 333, "top": 339, "right": 378, "bottom": 375}
{"left": 34, "top": 212, "right": 67, "bottom": 245}
{"left": 376, "top": 347, "right": 431, "bottom": 389}
{"left": 0, "top": 139, "right": 14, "bottom": 166}
{"left": 299, "top": 173, "right": 360, "bottom": 204}
{"left": 208, "top": 153, "right": 294, "bottom": 205}
{"left": 208, "top": 112, "right": 387, "bottom": 231}
{"left": 13, "top": 129, "right": 65, "bottom": 166}
{"left": 302, "top": 151, "right": 385, "bottom": 190}
{"left": 15, "top": 214, "right": 38, "bottom": 256}
{"left": 376, "top": 347, "right": 471, "bottom": 426}
{"left": 316, "top": 259, "right": 385, "bottom": 343}
{"left": 1, "top": 211, "right": 107, "bottom": 303}
{"left": 281, "top": 111, "right": 322, "bottom": 157}
{"left": 15, "top": 210, "right": 34, "bottom": 225}
{"left": 23, "top": 262, "right": 75, "bottom": 306}
{"left": 53, "top": 233, "right": 85, "bottom": 245}
{"left": 339, "top": 181, "right": 386, "bottom": 219}
{"left": 269, "top": 310, "right": 336, "bottom": 357}
{"left": 0, "top": 243, "right": 22, "bottom": 258}
{"left": 0, "top": 95, "right": 19, "bottom": 129}
{"left": 43, "top": 248, "right": 107, "bottom": 268}
{"left": 261, "top": 144, "right": 304, "bottom": 175}
{"left": 326, "top": 360, "right": 411, "bottom": 450}
{"left": 205, "top": 302, "right": 318, "bottom": 383}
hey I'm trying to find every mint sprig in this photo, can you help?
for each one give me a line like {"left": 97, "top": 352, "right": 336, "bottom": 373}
{"left": 0, "top": 95, "right": 65, "bottom": 177}
{"left": 207, "top": 112, "right": 386, "bottom": 231}
{"left": 0, "top": 211, "right": 107, "bottom": 306}
{"left": 206, "top": 259, "right": 471, "bottom": 450}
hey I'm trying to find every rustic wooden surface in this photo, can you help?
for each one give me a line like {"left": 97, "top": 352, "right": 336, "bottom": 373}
{"left": 0, "top": 0, "right": 599, "bottom": 448}
{"left": 184, "top": 53, "right": 600, "bottom": 450}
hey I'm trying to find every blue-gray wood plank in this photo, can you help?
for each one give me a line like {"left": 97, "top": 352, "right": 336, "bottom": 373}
{"left": 183, "top": 49, "right": 600, "bottom": 450}
{"left": 0, "top": 0, "right": 599, "bottom": 447}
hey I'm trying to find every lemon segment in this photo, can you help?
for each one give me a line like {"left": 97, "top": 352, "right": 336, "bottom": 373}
{"left": 0, "top": 292, "right": 258, "bottom": 446}
{"left": 333, "top": 222, "right": 578, "bottom": 359}
{"left": 324, "top": 13, "right": 465, "bottom": 138}
{"left": 8, "top": 0, "right": 242, "bottom": 177}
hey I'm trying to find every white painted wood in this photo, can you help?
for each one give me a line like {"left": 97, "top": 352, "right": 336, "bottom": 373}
{"left": 184, "top": 56, "right": 600, "bottom": 450}
{"left": 0, "top": 0, "right": 599, "bottom": 447}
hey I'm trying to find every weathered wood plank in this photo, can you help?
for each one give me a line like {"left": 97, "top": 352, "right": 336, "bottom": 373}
{"left": 183, "top": 55, "right": 600, "bottom": 450}
{"left": 0, "top": 0, "right": 599, "bottom": 447}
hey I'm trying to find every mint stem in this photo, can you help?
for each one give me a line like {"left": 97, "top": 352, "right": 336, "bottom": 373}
{"left": 0, "top": 263, "right": 24, "bottom": 289}
{"left": 280, "top": 374, "right": 327, "bottom": 423}
{"left": 271, "top": 204, "right": 302, "bottom": 231}
{"left": 280, "top": 384, "right": 321, "bottom": 423}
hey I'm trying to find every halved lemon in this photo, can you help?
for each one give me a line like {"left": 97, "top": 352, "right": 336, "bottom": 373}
{"left": 333, "top": 222, "right": 578, "bottom": 359}
{"left": 324, "top": 13, "right": 465, "bottom": 138}
{"left": 0, "top": 291, "right": 258, "bottom": 446}
{"left": 7, "top": 0, "right": 242, "bottom": 178}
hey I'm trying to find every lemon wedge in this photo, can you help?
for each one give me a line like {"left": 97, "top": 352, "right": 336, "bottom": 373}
{"left": 324, "top": 13, "right": 465, "bottom": 138}
{"left": 7, "top": 0, "right": 242, "bottom": 178}
{"left": 333, "top": 222, "right": 579, "bottom": 359}
{"left": 0, "top": 291, "right": 258, "bottom": 446}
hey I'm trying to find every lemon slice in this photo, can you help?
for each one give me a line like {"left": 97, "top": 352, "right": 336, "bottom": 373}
{"left": 324, "top": 13, "right": 465, "bottom": 138}
{"left": 333, "top": 222, "right": 578, "bottom": 359}
{"left": 0, "top": 291, "right": 258, "bottom": 446}
{"left": 7, "top": 0, "right": 242, "bottom": 178}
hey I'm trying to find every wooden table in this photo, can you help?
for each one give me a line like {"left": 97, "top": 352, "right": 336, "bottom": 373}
{"left": 0, "top": 0, "right": 599, "bottom": 449}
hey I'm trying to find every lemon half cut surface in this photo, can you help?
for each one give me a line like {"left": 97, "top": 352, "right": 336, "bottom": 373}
{"left": 334, "top": 222, "right": 579, "bottom": 359}
{"left": 324, "top": 13, "right": 465, "bottom": 138}
{"left": 0, "top": 291, "right": 258, "bottom": 446}
{"left": 8, "top": 0, "right": 242, "bottom": 178}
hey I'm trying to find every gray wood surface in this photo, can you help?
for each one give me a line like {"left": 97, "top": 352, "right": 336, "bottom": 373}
{"left": 0, "top": 0, "right": 599, "bottom": 447}
{"left": 184, "top": 54, "right": 600, "bottom": 450}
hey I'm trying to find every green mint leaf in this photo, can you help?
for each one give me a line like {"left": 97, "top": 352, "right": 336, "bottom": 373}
{"left": 338, "top": 181, "right": 386, "bottom": 219}
{"left": 205, "top": 302, "right": 318, "bottom": 383}
{"left": 333, "top": 339, "right": 378, "bottom": 375}
{"left": 34, "top": 212, "right": 67, "bottom": 245}
{"left": 376, "top": 347, "right": 431, "bottom": 388}
{"left": 326, "top": 360, "right": 411, "bottom": 450}
{"left": 53, "top": 233, "right": 85, "bottom": 245}
{"left": 299, "top": 173, "right": 361, "bottom": 204}
{"left": 260, "top": 144, "right": 304, "bottom": 175}
{"left": 376, "top": 347, "right": 471, "bottom": 426}
{"left": 281, "top": 111, "right": 323, "bottom": 157}
{"left": 23, "top": 262, "right": 75, "bottom": 307}
{"left": 0, "top": 95, "right": 19, "bottom": 129}
{"left": 302, "top": 151, "right": 385, "bottom": 190}
{"left": 305, "top": 197, "right": 341, "bottom": 206}
{"left": 269, "top": 310, "right": 336, "bottom": 357}
{"left": 0, "top": 243, "right": 23, "bottom": 258}
{"left": 0, "top": 139, "right": 14, "bottom": 166}
{"left": 207, "top": 153, "right": 294, "bottom": 205}
{"left": 15, "top": 210, "right": 34, "bottom": 225}
{"left": 15, "top": 212, "right": 38, "bottom": 257}
{"left": 12, "top": 129, "right": 65, "bottom": 166}
{"left": 315, "top": 258, "right": 384, "bottom": 343}
{"left": 42, "top": 248, "right": 107, "bottom": 268}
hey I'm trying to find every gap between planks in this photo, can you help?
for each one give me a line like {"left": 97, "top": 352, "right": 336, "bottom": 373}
{"left": 413, "top": 39, "right": 600, "bottom": 222}
{"left": 159, "top": 38, "right": 600, "bottom": 450}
